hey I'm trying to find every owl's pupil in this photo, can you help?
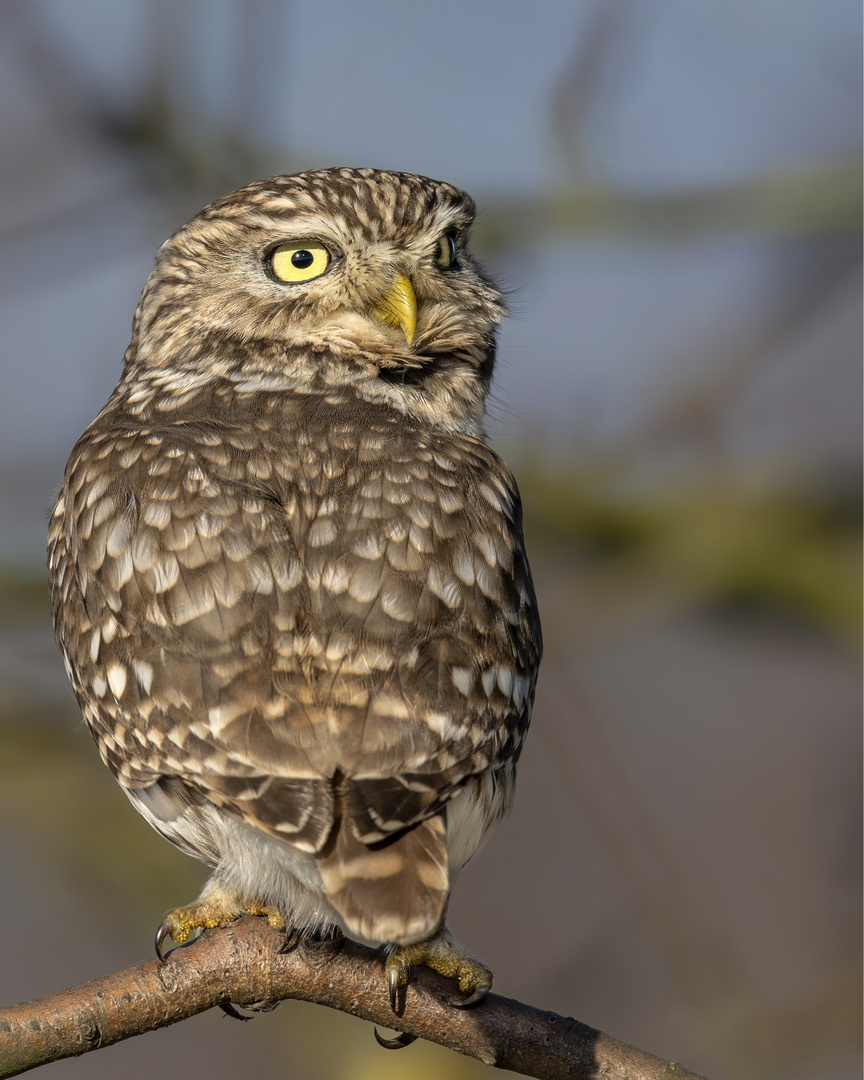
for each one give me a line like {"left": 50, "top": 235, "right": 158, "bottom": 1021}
{"left": 291, "top": 250, "right": 315, "bottom": 269}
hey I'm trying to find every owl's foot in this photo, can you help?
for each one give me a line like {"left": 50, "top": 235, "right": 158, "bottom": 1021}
{"left": 155, "top": 896, "right": 286, "bottom": 961}
{"left": 384, "top": 925, "right": 493, "bottom": 1012}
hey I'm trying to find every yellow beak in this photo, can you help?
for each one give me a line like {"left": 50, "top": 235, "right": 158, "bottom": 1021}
{"left": 370, "top": 274, "right": 416, "bottom": 344}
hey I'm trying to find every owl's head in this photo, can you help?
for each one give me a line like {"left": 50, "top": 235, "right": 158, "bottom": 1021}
{"left": 126, "top": 168, "right": 506, "bottom": 434}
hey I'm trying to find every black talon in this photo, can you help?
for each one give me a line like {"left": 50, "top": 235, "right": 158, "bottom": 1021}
{"left": 387, "top": 966, "right": 402, "bottom": 1013}
{"left": 374, "top": 1028, "right": 417, "bottom": 1050}
{"left": 155, "top": 921, "right": 200, "bottom": 962}
{"left": 155, "top": 920, "right": 173, "bottom": 962}
{"left": 449, "top": 985, "right": 490, "bottom": 1009}
{"left": 219, "top": 998, "right": 278, "bottom": 1018}
{"left": 278, "top": 927, "right": 302, "bottom": 953}
{"left": 219, "top": 1001, "right": 251, "bottom": 1021}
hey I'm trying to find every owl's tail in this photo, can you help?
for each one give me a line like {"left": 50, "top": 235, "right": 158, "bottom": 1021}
{"left": 316, "top": 813, "right": 449, "bottom": 946}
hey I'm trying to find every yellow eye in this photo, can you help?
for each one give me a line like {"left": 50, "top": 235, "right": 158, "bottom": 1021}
{"left": 269, "top": 242, "right": 330, "bottom": 283}
{"left": 436, "top": 231, "right": 457, "bottom": 269}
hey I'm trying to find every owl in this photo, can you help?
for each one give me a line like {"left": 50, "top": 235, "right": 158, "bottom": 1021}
{"left": 48, "top": 168, "right": 541, "bottom": 1009}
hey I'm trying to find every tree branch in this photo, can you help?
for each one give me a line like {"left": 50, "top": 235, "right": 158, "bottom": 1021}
{"left": 0, "top": 917, "right": 708, "bottom": 1080}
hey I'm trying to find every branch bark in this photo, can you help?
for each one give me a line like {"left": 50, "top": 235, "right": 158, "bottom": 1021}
{"left": 0, "top": 917, "right": 708, "bottom": 1080}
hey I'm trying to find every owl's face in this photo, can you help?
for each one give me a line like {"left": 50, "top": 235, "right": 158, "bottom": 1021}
{"left": 127, "top": 168, "right": 506, "bottom": 434}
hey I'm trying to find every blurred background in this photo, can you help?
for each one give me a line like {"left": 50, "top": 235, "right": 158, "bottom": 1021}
{"left": 0, "top": 2, "right": 860, "bottom": 1078}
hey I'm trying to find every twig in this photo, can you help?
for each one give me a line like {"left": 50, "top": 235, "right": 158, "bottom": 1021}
{"left": 0, "top": 916, "right": 708, "bottom": 1080}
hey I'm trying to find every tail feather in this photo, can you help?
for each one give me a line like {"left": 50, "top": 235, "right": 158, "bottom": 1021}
{"left": 317, "top": 813, "right": 449, "bottom": 945}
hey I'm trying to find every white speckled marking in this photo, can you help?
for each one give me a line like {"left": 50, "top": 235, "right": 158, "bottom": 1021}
{"left": 451, "top": 667, "right": 474, "bottom": 696}
{"left": 107, "top": 663, "right": 127, "bottom": 698}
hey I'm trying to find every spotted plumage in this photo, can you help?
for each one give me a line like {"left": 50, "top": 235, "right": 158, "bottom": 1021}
{"left": 48, "top": 167, "right": 541, "bottom": 1001}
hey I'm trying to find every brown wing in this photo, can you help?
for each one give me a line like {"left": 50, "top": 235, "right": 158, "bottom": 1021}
{"left": 49, "top": 397, "right": 540, "bottom": 869}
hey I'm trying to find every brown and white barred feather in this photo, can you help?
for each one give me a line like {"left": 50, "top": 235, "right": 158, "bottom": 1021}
{"left": 48, "top": 168, "right": 541, "bottom": 948}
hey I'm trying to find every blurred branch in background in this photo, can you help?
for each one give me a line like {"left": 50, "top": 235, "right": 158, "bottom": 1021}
{"left": 605, "top": 240, "right": 860, "bottom": 490}
{"left": 474, "top": 158, "right": 861, "bottom": 248}
{"left": 0, "top": 0, "right": 298, "bottom": 282}
{"left": 523, "top": 476, "right": 861, "bottom": 642}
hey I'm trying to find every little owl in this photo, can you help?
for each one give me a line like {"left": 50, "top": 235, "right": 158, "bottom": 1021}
{"left": 48, "top": 168, "right": 542, "bottom": 1010}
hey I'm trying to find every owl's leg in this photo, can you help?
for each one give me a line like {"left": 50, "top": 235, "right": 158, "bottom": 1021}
{"left": 155, "top": 889, "right": 286, "bottom": 961}
{"left": 384, "top": 923, "right": 493, "bottom": 1011}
